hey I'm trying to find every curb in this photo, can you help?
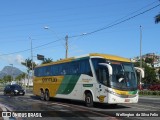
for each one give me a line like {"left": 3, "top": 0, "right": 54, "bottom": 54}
{"left": 0, "top": 103, "right": 12, "bottom": 120}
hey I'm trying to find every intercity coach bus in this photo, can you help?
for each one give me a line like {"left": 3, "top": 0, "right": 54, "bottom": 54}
{"left": 33, "top": 53, "right": 144, "bottom": 107}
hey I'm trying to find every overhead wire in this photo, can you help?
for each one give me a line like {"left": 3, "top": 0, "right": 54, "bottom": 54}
{"left": 0, "top": 1, "right": 160, "bottom": 56}
{"left": 105, "top": 0, "right": 158, "bottom": 26}
{"left": 69, "top": 2, "right": 160, "bottom": 38}
{"left": 0, "top": 1, "right": 158, "bottom": 39}
{"left": 0, "top": 1, "right": 158, "bottom": 31}
{"left": 0, "top": 38, "right": 64, "bottom": 56}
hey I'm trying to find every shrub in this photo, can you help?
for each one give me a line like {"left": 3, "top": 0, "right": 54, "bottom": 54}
{"left": 147, "top": 91, "right": 151, "bottom": 95}
{"left": 138, "top": 90, "right": 160, "bottom": 96}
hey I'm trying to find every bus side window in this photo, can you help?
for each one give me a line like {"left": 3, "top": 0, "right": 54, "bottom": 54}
{"left": 46, "top": 66, "right": 51, "bottom": 76}
{"left": 38, "top": 67, "right": 44, "bottom": 77}
{"left": 73, "top": 62, "right": 79, "bottom": 74}
{"left": 96, "top": 66, "right": 109, "bottom": 86}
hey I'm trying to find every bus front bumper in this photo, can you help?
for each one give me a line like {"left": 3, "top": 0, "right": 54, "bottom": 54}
{"left": 108, "top": 93, "right": 138, "bottom": 104}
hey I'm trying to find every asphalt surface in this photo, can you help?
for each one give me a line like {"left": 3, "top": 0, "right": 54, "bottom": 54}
{"left": 0, "top": 92, "right": 160, "bottom": 120}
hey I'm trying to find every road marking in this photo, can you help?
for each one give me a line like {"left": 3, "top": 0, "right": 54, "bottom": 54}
{"left": 51, "top": 102, "right": 118, "bottom": 119}
{"left": 0, "top": 104, "right": 7, "bottom": 111}
{"left": 126, "top": 104, "right": 160, "bottom": 110}
{"left": 51, "top": 102, "right": 71, "bottom": 108}
{"left": 0, "top": 103, "right": 9, "bottom": 120}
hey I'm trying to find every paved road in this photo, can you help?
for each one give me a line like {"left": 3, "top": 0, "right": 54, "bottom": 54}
{"left": 0, "top": 93, "right": 159, "bottom": 120}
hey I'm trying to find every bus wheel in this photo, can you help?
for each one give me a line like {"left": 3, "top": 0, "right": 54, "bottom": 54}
{"left": 40, "top": 90, "right": 45, "bottom": 101}
{"left": 85, "top": 93, "right": 93, "bottom": 107}
{"left": 45, "top": 90, "right": 50, "bottom": 101}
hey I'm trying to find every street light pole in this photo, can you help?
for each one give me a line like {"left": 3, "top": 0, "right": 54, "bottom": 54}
{"left": 44, "top": 26, "right": 69, "bottom": 59}
{"left": 44, "top": 26, "right": 61, "bottom": 40}
{"left": 140, "top": 26, "right": 142, "bottom": 69}
{"left": 140, "top": 25, "right": 142, "bottom": 90}
{"left": 25, "top": 61, "right": 27, "bottom": 93}
{"left": 29, "top": 37, "right": 34, "bottom": 87}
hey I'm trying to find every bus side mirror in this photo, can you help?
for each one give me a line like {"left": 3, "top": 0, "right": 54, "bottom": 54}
{"left": 98, "top": 63, "right": 112, "bottom": 75}
{"left": 105, "top": 64, "right": 112, "bottom": 76}
{"left": 134, "top": 67, "right": 145, "bottom": 78}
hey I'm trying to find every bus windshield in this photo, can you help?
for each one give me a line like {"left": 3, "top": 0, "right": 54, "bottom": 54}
{"left": 111, "top": 62, "right": 137, "bottom": 90}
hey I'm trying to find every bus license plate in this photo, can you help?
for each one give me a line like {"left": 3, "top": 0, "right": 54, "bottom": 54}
{"left": 125, "top": 99, "right": 130, "bottom": 102}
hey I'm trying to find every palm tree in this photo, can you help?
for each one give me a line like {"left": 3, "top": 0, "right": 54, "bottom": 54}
{"left": 155, "top": 13, "right": 160, "bottom": 24}
{"left": 21, "top": 58, "right": 37, "bottom": 70}
{"left": 41, "top": 58, "right": 53, "bottom": 64}
{"left": 21, "top": 58, "right": 37, "bottom": 87}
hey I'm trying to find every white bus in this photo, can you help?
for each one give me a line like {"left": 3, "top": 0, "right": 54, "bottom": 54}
{"left": 33, "top": 53, "right": 144, "bottom": 107}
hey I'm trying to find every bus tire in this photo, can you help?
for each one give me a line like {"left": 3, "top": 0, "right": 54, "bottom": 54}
{"left": 40, "top": 90, "right": 45, "bottom": 101}
{"left": 45, "top": 90, "right": 50, "bottom": 101}
{"left": 85, "top": 93, "right": 93, "bottom": 107}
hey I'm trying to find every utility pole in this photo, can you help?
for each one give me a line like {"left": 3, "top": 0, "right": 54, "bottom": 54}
{"left": 10, "top": 64, "right": 13, "bottom": 82}
{"left": 139, "top": 25, "right": 142, "bottom": 90}
{"left": 65, "top": 35, "right": 68, "bottom": 58}
{"left": 140, "top": 26, "right": 142, "bottom": 68}
{"left": 25, "top": 61, "right": 27, "bottom": 93}
{"left": 30, "top": 37, "right": 34, "bottom": 87}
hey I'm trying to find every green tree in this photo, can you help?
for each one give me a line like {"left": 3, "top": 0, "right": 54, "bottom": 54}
{"left": 21, "top": 58, "right": 37, "bottom": 70}
{"left": 0, "top": 78, "right": 4, "bottom": 84}
{"left": 15, "top": 73, "right": 26, "bottom": 84}
{"left": 41, "top": 58, "right": 53, "bottom": 64}
{"left": 134, "top": 62, "right": 157, "bottom": 84}
{"left": 3, "top": 75, "right": 12, "bottom": 83}
{"left": 145, "top": 57, "right": 154, "bottom": 64}
{"left": 144, "top": 66, "right": 157, "bottom": 84}
{"left": 155, "top": 13, "right": 160, "bottom": 24}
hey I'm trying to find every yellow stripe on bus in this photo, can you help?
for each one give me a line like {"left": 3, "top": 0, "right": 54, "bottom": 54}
{"left": 33, "top": 76, "right": 64, "bottom": 97}
{"left": 113, "top": 89, "right": 137, "bottom": 96}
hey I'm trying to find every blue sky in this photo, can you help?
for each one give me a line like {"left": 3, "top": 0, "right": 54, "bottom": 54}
{"left": 0, "top": 0, "right": 160, "bottom": 72}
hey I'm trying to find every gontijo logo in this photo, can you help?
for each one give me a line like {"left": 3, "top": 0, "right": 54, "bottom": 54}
{"left": 42, "top": 77, "right": 57, "bottom": 83}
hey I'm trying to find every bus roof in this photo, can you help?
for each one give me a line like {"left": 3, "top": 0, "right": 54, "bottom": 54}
{"left": 36, "top": 53, "right": 130, "bottom": 68}
{"left": 89, "top": 53, "right": 130, "bottom": 62}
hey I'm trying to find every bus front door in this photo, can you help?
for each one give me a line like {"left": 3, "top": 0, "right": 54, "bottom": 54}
{"left": 96, "top": 65, "right": 109, "bottom": 103}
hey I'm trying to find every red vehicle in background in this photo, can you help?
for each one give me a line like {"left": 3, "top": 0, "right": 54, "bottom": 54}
{"left": 149, "top": 84, "right": 160, "bottom": 91}
{"left": 138, "top": 84, "right": 160, "bottom": 91}
{"left": 138, "top": 84, "right": 150, "bottom": 90}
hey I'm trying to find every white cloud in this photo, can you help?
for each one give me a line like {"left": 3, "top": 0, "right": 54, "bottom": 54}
{"left": 34, "top": 60, "right": 41, "bottom": 65}
{"left": 15, "top": 54, "right": 25, "bottom": 64}
{"left": 3, "top": 54, "right": 25, "bottom": 65}
{"left": 0, "top": 54, "right": 26, "bottom": 71}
